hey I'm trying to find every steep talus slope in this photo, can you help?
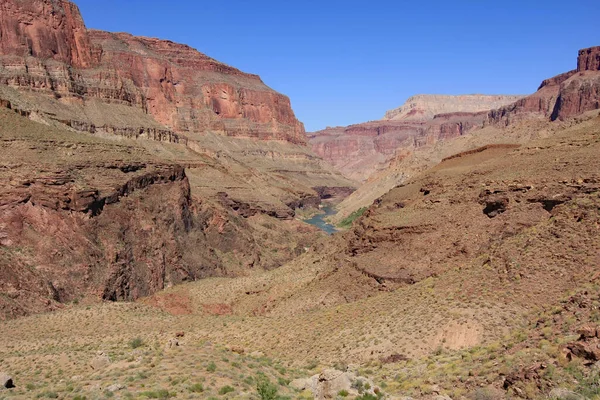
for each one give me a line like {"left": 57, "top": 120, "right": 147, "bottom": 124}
{"left": 309, "top": 96, "right": 522, "bottom": 182}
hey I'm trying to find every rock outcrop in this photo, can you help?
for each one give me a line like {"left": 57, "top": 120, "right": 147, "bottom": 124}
{"left": 0, "top": 0, "right": 305, "bottom": 144}
{"left": 487, "top": 46, "right": 600, "bottom": 125}
{"left": 384, "top": 94, "right": 524, "bottom": 121}
{"left": 0, "top": 372, "right": 14, "bottom": 389}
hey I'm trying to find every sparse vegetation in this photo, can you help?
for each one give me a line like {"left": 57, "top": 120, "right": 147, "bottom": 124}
{"left": 337, "top": 207, "right": 367, "bottom": 228}
{"left": 256, "top": 375, "right": 279, "bottom": 400}
{"left": 218, "top": 385, "right": 235, "bottom": 395}
{"left": 129, "top": 337, "right": 144, "bottom": 349}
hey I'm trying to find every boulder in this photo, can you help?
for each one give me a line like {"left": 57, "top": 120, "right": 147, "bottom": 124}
{"left": 290, "top": 375, "right": 318, "bottom": 393}
{"left": 106, "top": 383, "right": 124, "bottom": 392}
{"left": 90, "top": 351, "right": 111, "bottom": 370}
{"left": 0, "top": 373, "right": 14, "bottom": 389}
{"left": 292, "top": 369, "right": 378, "bottom": 399}
{"left": 577, "top": 324, "right": 598, "bottom": 339}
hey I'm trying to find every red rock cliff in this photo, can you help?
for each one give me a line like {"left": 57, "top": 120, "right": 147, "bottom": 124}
{"left": 0, "top": 0, "right": 96, "bottom": 67}
{"left": 0, "top": 0, "right": 306, "bottom": 144}
{"left": 487, "top": 46, "right": 600, "bottom": 125}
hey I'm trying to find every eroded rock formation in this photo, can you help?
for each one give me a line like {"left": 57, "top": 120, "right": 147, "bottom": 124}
{"left": 309, "top": 101, "right": 513, "bottom": 182}
{"left": 487, "top": 46, "right": 600, "bottom": 125}
{"left": 0, "top": 0, "right": 305, "bottom": 144}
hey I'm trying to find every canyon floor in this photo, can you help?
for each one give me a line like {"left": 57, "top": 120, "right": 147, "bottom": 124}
{"left": 1, "top": 111, "right": 599, "bottom": 400}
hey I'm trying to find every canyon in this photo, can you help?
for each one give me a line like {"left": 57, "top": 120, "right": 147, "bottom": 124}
{"left": 1, "top": 1, "right": 600, "bottom": 399}
{"left": 0, "top": 0, "right": 354, "bottom": 318}
{"left": 309, "top": 95, "right": 523, "bottom": 182}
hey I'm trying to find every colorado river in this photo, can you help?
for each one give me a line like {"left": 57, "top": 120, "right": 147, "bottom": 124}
{"left": 303, "top": 204, "right": 338, "bottom": 234}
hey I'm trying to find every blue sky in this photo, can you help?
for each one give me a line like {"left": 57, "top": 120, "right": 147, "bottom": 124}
{"left": 74, "top": 1, "right": 599, "bottom": 132}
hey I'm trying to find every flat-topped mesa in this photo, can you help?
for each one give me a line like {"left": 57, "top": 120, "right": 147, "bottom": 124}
{"left": 0, "top": 0, "right": 306, "bottom": 144}
{"left": 383, "top": 94, "right": 525, "bottom": 122}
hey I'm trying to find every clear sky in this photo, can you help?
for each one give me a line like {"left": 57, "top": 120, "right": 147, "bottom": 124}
{"left": 73, "top": 0, "right": 599, "bottom": 132}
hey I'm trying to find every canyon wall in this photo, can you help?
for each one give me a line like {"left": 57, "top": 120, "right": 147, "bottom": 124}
{"left": 383, "top": 94, "right": 524, "bottom": 121}
{"left": 309, "top": 96, "right": 519, "bottom": 182}
{"left": 0, "top": 0, "right": 306, "bottom": 144}
{"left": 487, "top": 46, "right": 600, "bottom": 126}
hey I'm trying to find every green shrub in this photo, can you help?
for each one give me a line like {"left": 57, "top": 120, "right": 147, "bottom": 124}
{"left": 129, "top": 337, "right": 144, "bottom": 349}
{"left": 140, "top": 389, "right": 172, "bottom": 399}
{"left": 338, "top": 389, "right": 349, "bottom": 397}
{"left": 207, "top": 361, "right": 217, "bottom": 372}
{"left": 256, "top": 376, "right": 279, "bottom": 400}
{"left": 355, "top": 394, "right": 378, "bottom": 400}
{"left": 218, "top": 385, "right": 235, "bottom": 395}
{"left": 188, "top": 383, "right": 204, "bottom": 393}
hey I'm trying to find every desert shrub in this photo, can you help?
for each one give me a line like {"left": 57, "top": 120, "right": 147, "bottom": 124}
{"left": 206, "top": 361, "right": 217, "bottom": 372}
{"left": 188, "top": 383, "right": 204, "bottom": 393}
{"left": 473, "top": 387, "right": 503, "bottom": 400}
{"left": 218, "top": 385, "right": 235, "bottom": 395}
{"left": 577, "top": 370, "right": 600, "bottom": 398}
{"left": 355, "top": 394, "right": 378, "bottom": 400}
{"left": 129, "top": 337, "right": 144, "bottom": 349}
{"left": 256, "top": 375, "right": 279, "bottom": 400}
{"left": 338, "top": 389, "right": 349, "bottom": 397}
{"left": 140, "top": 389, "right": 172, "bottom": 399}
{"left": 352, "top": 379, "right": 364, "bottom": 392}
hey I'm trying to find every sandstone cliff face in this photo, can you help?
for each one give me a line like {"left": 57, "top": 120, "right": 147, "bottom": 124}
{"left": 0, "top": 0, "right": 305, "bottom": 144}
{"left": 0, "top": 0, "right": 96, "bottom": 68}
{"left": 487, "top": 46, "right": 600, "bottom": 126}
{"left": 383, "top": 94, "right": 524, "bottom": 121}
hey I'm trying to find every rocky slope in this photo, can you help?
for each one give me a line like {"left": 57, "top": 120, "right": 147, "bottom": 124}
{"left": 384, "top": 94, "right": 524, "bottom": 121}
{"left": 1, "top": 111, "right": 598, "bottom": 400}
{"left": 0, "top": 107, "right": 330, "bottom": 319}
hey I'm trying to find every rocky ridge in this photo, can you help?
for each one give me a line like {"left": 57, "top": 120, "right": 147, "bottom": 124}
{"left": 487, "top": 46, "right": 600, "bottom": 126}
